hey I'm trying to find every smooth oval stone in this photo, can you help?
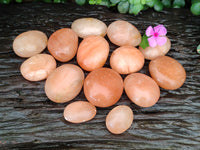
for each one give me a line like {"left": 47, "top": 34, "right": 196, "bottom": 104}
{"left": 84, "top": 68, "right": 123, "bottom": 108}
{"left": 107, "top": 20, "right": 141, "bottom": 47}
{"left": 106, "top": 105, "right": 134, "bottom": 134}
{"left": 77, "top": 35, "right": 109, "bottom": 71}
{"left": 149, "top": 56, "right": 186, "bottom": 90}
{"left": 71, "top": 18, "right": 107, "bottom": 38}
{"left": 45, "top": 64, "right": 84, "bottom": 103}
{"left": 20, "top": 54, "right": 56, "bottom": 81}
{"left": 139, "top": 36, "right": 171, "bottom": 60}
{"left": 13, "top": 30, "right": 47, "bottom": 58}
{"left": 124, "top": 73, "right": 160, "bottom": 107}
{"left": 110, "top": 46, "right": 144, "bottom": 74}
{"left": 63, "top": 101, "right": 96, "bottom": 123}
{"left": 47, "top": 28, "right": 78, "bottom": 62}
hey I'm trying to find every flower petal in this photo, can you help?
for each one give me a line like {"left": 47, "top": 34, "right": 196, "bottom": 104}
{"left": 154, "top": 25, "right": 164, "bottom": 33}
{"left": 148, "top": 36, "right": 157, "bottom": 47}
{"left": 146, "top": 26, "right": 154, "bottom": 37}
{"left": 154, "top": 25, "right": 167, "bottom": 36}
{"left": 156, "top": 36, "right": 167, "bottom": 46}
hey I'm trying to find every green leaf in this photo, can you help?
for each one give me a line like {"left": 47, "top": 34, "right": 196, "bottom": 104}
{"left": 191, "top": 2, "right": 200, "bottom": 15}
{"left": 161, "top": 0, "right": 171, "bottom": 8}
{"left": 173, "top": 0, "right": 185, "bottom": 8}
{"left": 192, "top": 0, "right": 200, "bottom": 4}
{"left": 128, "top": 0, "right": 133, "bottom": 4}
{"left": 54, "top": 0, "right": 61, "bottom": 3}
{"left": 141, "top": 0, "right": 146, "bottom": 5}
{"left": 139, "top": 34, "right": 149, "bottom": 49}
{"left": 197, "top": 44, "right": 200, "bottom": 54}
{"left": 117, "top": 1, "right": 129, "bottom": 13}
{"left": 146, "top": 0, "right": 155, "bottom": 7}
{"left": 100, "top": 0, "right": 111, "bottom": 7}
{"left": 154, "top": 0, "right": 164, "bottom": 11}
{"left": 1, "top": 0, "right": 11, "bottom": 4}
{"left": 16, "top": 0, "right": 22, "bottom": 3}
{"left": 75, "top": 0, "right": 86, "bottom": 5}
{"left": 128, "top": 0, "right": 140, "bottom": 5}
{"left": 96, "top": 0, "right": 102, "bottom": 4}
{"left": 129, "top": 3, "right": 144, "bottom": 15}
{"left": 43, "top": 0, "right": 52, "bottom": 3}
{"left": 173, "top": 5, "right": 181, "bottom": 8}
{"left": 142, "top": 4, "right": 149, "bottom": 10}
{"left": 110, "top": 0, "right": 120, "bottom": 4}
{"left": 89, "top": 0, "right": 95, "bottom": 4}
{"left": 89, "top": 0, "right": 102, "bottom": 4}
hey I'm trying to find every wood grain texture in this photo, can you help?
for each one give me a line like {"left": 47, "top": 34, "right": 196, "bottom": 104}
{"left": 0, "top": 3, "right": 200, "bottom": 149}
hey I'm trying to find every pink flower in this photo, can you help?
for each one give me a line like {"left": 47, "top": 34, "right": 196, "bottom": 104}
{"left": 146, "top": 25, "right": 167, "bottom": 47}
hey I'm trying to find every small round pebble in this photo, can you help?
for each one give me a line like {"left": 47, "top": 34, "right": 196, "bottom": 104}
{"left": 20, "top": 54, "right": 56, "bottom": 81}
{"left": 107, "top": 20, "right": 141, "bottom": 47}
{"left": 149, "top": 56, "right": 186, "bottom": 90}
{"left": 124, "top": 73, "right": 160, "bottom": 107}
{"left": 84, "top": 68, "right": 123, "bottom": 108}
{"left": 139, "top": 36, "right": 171, "bottom": 60}
{"left": 77, "top": 35, "right": 109, "bottom": 71}
{"left": 45, "top": 64, "right": 84, "bottom": 103}
{"left": 63, "top": 101, "right": 97, "bottom": 123}
{"left": 110, "top": 46, "right": 144, "bottom": 74}
{"left": 47, "top": 28, "right": 78, "bottom": 62}
{"left": 106, "top": 105, "right": 133, "bottom": 134}
{"left": 13, "top": 30, "right": 47, "bottom": 58}
{"left": 71, "top": 18, "right": 107, "bottom": 38}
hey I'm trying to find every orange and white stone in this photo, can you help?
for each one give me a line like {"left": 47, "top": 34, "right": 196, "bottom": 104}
{"left": 149, "top": 56, "right": 186, "bottom": 90}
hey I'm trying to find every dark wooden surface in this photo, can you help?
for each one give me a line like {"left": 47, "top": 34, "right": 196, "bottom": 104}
{"left": 0, "top": 2, "right": 200, "bottom": 149}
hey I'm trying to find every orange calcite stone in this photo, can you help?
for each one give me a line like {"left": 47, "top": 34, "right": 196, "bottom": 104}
{"left": 77, "top": 35, "right": 109, "bottom": 71}
{"left": 47, "top": 28, "right": 78, "bottom": 62}
{"left": 13, "top": 30, "right": 48, "bottom": 58}
{"left": 20, "top": 54, "right": 56, "bottom": 81}
{"left": 124, "top": 73, "right": 160, "bottom": 107}
{"left": 149, "top": 56, "right": 186, "bottom": 90}
{"left": 110, "top": 46, "right": 144, "bottom": 74}
{"left": 63, "top": 101, "right": 96, "bottom": 123}
{"left": 106, "top": 105, "right": 133, "bottom": 134}
{"left": 45, "top": 64, "right": 84, "bottom": 103}
{"left": 71, "top": 18, "right": 107, "bottom": 38}
{"left": 139, "top": 36, "right": 171, "bottom": 60}
{"left": 107, "top": 20, "right": 141, "bottom": 47}
{"left": 84, "top": 68, "right": 123, "bottom": 107}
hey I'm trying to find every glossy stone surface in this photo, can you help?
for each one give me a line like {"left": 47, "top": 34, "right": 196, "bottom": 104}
{"left": 110, "top": 46, "right": 144, "bottom": 74}
{"left": 1, "top": 3, "right": 199, "bottom": 149}
{"left": 84, "top": 68, "right": 123, "bottom": 107}
{"left": 106, "top": 105, "right": 134, "bottom": 134}
{"left": 124, "top": 73, "right": 160, "bottom": 107}
{"left": 63, "top": 101, "right": 96, "bottom": 123}
{"left": 107, "top": 20, "right": 141, "bottom": 47}
{"left": 149, "top": 56, "right": 186, "bottom": 90}
{"left": 20, "top": 54, "right": 56, "bottom": 81}
{"left": 47, "top": 28, "right": 78, "bottom": 62}
{"left": 77, "top": 35, "right": 109, "bottom": 71}
{"left": 13, "top": 30, "right": 47, "bottom": 58}
{"left": 139, "top": 36, "right": 171, "bottom": 60}
{"left": 71, "top": 18, "right": 107, "bottom": 38}
{"left": 45, "top": 64, "right": 84, "bottom": 103}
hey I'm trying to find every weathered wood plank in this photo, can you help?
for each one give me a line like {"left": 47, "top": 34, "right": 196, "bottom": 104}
{"left": 0, "top": 2, "right": 200, "bottom": 149}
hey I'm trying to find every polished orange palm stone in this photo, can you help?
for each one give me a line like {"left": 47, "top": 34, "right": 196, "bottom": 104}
{"left": 77, "top": 35, "right": 109, "bottom": 71}
{"left": 149, "top": 56, "right": 186, "bottom": 90}
{"left": 47, "top": 28, "right": 78, "bottom": 62}
{"left": 124, "top": 73, "right": 160, "bottom": 107}
{"left": 84, "top": 68, "right": 123, "bottom": 107}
